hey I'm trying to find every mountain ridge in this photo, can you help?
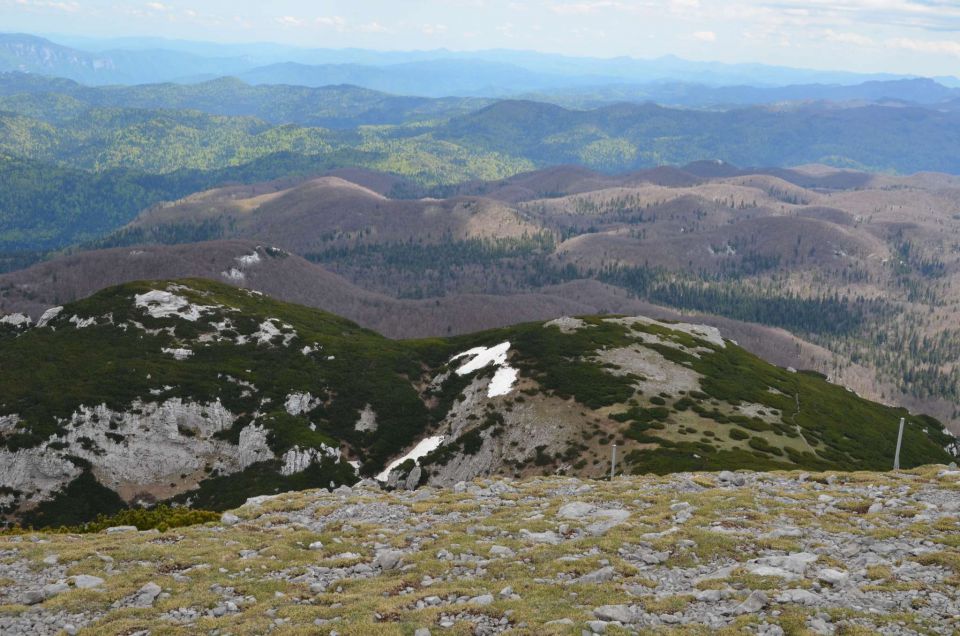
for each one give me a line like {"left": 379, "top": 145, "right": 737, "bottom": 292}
{"left": 0, "top": 278, "right": 955, "bottom": 527}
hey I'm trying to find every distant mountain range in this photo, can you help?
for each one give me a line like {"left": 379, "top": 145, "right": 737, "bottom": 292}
{"left": 0, "top": 73, "right": 490, "bottom": 128}
{"left": 4, "top": 33, "right": 960, "bottom": 103}
{"left": 0, "top": 33, "right": 250, "bottom": 85}
{"left": 2, "top": 72, "right": 960, "bottom": 257}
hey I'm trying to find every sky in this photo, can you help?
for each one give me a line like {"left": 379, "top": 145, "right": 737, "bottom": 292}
{"left": 3, "top": 0, "right": 960, "bottom": 76}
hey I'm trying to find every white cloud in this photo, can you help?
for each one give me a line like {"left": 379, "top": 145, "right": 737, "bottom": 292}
{"left": 12, "top": 0, "right": 80, "bottom": 12}
{"left": 692, "top": 30, "right": 716, "bottom": 41}
{"left": 274, "top": 15, "right": 304, "bottom": 27}
{"left": 821, "top": 29, "right": 875, "bottom": 46}
{"left": 422, "top": 23, "right": 448, "bottom": 35}
{"left": 315, "top": 15, "right": 347, "bottom": 31}
{"left": 888, "top": 37, "right": 960, "bottom": 57}
{"left": 550, "top": 1, "right": 631, "bottom": 16}
{"left": 357, "top": 21, "right": 389, "bottom": 33}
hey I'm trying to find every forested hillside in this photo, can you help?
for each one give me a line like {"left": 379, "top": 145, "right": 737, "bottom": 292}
{"left": 0, "top": 74, "right": 490, "bottom": 127}
{"left": 32, "top": 165, "right": 955, "bottom": 431}
{"left": 2, "top": 72, "right": 960, "bottom": 255}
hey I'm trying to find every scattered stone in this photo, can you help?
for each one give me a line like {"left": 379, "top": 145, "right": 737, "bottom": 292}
{"left": 727, "top": 590, "right": 768, "bottom": 615}
{"left": 593, "top": 604, "right": 637, "bottom": 623}
{"left": 573, "top": 566, "right": 617, "bottom": 584}
{"left": 373, "top": 549, "right": 405, "bottom": 571}
{"left": 489, "top": 545, "right": 515, "bottom": 558}
{"left": 104, "top": 526, "right": 137, "bottom": 534}
{"left": 807, "top": 615, "right": 835, "bottom": 635}
{"left": 72, "top": 575, "right": 105, "bottom": 589}
{"left": 2, "top": 470, "right": 958, "bottom": 634}
{"left": 718, "top": 470, "right": 746, "bottom": 486}
{"left": 132, "top": 582, "right": 162, "bottom": 607}
{"left": 519, "top": 529, "right": 561, "bottom": 545}
{"left": 557, "top": 502, "right": 595, "bottom": 519}
{"left": 817, "top": 568, "right": 849, "bottom": 587}
{"left": 776, "top": 589, "right": 821, "bottom": 606}
{"left": 43, "top": 583, "right": 69, "bottom": 598}
{"left": 470, "top": 593, "right": 494, "bottom": 606}
{"left": 22, "top": 589, "right": 45, "bottom": 605}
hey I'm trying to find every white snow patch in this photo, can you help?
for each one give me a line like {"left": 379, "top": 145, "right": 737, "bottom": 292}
{"left": 162, "top": 347, "right": 193, "bottom": 361}
{"left": 134, "top": 290, "right": 216, "bottom": 322}
{"left": 488, "top": 366, "right": 519, "bottom": 397}
{"left": 450, "top": 341, "right": 518, "bottom": 397}
{"left": 221, "top": 268, "right": 245, "bottom": 282}
{"left": 0, "top": 313, "right": 31, "bottom": 328}
{"left": 237, "top": 252, "right": 261, "bottom": 267}
{"left": 36, "top": 306, "right": 63, "bottom": 328}
{"left": 376, "top": 435, "right": 445, "bottom": 482}
{"left": 68, "top": 315, "right": 98, "bottom": 329}
{"left": 452, "top": 341, "right": 511, "bottom": 375}
{"left": 239, "top": 319, "right": 297, "bottom": 347}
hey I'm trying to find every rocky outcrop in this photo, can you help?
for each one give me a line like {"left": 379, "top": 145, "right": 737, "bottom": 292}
{"left": 354, "top": 405, "right": 378, "bottom": 432}
{"left": 279, "top": 444, "right": 341, "bottom": 476}
{"left": 0, "top": 399, "right": 273, "bottom": 509}
{"left": 284, "top": 393, "right": 321, "bottom": 416}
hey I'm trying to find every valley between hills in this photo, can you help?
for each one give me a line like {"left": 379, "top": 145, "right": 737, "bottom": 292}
{"left": 5, "top": 162, "right": 960, "bottom": 435}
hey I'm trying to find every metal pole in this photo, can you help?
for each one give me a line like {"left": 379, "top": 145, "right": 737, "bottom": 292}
{"left": 610, "top": 444, "right": 617, "bottom": 480}
{"left": 893, "top": 417, "right": 905, "bottom": 471}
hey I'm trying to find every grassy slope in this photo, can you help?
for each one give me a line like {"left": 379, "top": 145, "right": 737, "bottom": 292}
{"left": 1, "top": 468, "right": 958, "bottom": 634}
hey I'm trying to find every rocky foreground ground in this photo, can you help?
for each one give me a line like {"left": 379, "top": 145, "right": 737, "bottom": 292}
{"left": 1, "top": 467, "right": 959, "bottom": 636}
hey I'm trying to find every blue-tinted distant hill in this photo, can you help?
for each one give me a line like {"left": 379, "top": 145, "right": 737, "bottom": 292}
{"left": 0, "top": 33, "right": 251, "bottom": 85}
{"left": 524, "top": 77, "right": 960, "bottom": 109}
{"left": 0, "top": 73, "right": 490, "bottom": 127}
{"left": 230, "top": 59, "right": 587, "bottom": 97}
{"left": 7, "top": 32, "right": 959, "bottom": 95}
{"left": 435, "top": 99, "right": 960, "bottom": 173}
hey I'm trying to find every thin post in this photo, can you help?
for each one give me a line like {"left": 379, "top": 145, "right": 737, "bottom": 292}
{"left": 610, "top": 444, "right": 617, "bottom": 480}
{"left": 893, "top": 417, "right": 905, "bottom": 471}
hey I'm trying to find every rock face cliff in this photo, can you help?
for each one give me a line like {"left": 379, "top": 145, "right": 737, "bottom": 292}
{"left": 0, "top": 279, "right": 955, "bottom": 526}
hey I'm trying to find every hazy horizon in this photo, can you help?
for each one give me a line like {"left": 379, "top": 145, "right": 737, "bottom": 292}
{"left": 2, "top": 0, "right": 959, "bottom": 78}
